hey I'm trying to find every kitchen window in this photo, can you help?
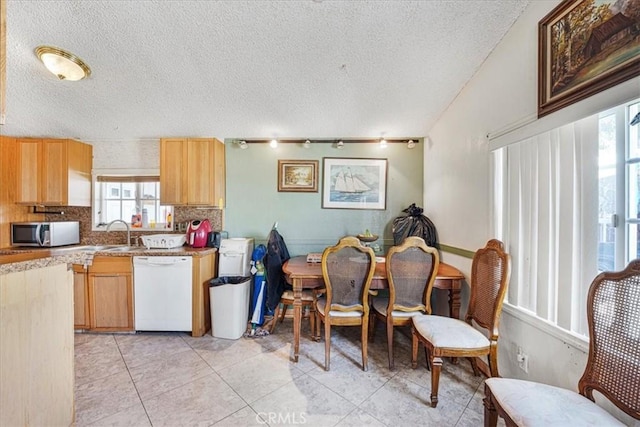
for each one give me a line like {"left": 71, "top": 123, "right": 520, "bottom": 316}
{"left": 94, "top": 175, "right": 173, "bottom": 230}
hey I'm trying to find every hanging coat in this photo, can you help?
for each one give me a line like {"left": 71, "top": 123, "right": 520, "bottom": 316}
{"left": 264, "top": 228, "right": 291, "bottom": 312}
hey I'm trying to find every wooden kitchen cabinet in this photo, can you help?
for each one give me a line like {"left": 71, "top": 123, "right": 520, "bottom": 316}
{"left": 191, "top": 251, "right": 217, "bottom": 337}
{"left": 16, "top": 138, "right": 93, "bottom": 206}
{"left": 160, "top": 138, "right": 225, "bottom": 206}
{"left": 73, "top": 264, "right": 90, "bottom": 329}
{"left": 88, "top": 256, "right": 134, "bottom": 331}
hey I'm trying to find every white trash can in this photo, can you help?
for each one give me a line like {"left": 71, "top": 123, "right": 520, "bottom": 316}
{"left": 209, "top": 276, "right": 251, "bottom": 339}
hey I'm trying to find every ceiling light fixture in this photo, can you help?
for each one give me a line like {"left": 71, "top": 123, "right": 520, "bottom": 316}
{"left": 407, "top": 139, "right": 416, "bottom": 149}
{"left": 336, "top": 140, "right": 344, "bottom": 149}
{"left": 304, "top": 139, "right": 311, "bottom": 148}
{"left": 35, "top": 46, "right": 91, "bottom": 81}
{"left": 379, "top": 138, "right": 388, "bottom": 149}
{"left": 270, "top": 139, "right": 279, "bottom": 148}
{"left": 238, "top": 140, "right": 248, "bottom": 149}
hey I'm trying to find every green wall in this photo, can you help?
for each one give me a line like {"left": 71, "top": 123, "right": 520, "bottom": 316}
{"left": 224, "top": 140, "right": 424, "bottom": 256}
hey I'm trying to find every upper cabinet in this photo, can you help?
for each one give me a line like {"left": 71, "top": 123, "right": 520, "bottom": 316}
{"left": 16, "top": 138, "right": 93, "bottom": 206}
{"left": 160, "top": 138, "right": 225, "bottom": 207}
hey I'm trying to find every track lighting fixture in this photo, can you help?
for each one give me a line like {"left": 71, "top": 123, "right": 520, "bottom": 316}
{"left": 407, "top": 139, "right": 416, "bottom": 149}
{"left": 336, "top": 140, "right": 344, "bottom": 149}
{"left": 270, "top": 139, "right": 278, "bottom": 148}
{"left": 304, "top": 139, "right": 311, "bottom": 148}
{"left": 238, "top": 140, "right": 248, "bottom": 149}
{"left": 379, "top": 138, "right": 388, "bottom": 149}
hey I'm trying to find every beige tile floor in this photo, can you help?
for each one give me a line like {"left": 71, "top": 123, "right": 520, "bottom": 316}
{"left": 74, "top": 320, "right": 495, "bottom": 426}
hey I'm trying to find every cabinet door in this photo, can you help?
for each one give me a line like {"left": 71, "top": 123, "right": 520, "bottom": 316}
{"left": 73, "top": 265, "right": 90, "bottom": 329}
{"left": 89, "top": 274, "right": 133, "bottom": 330}
{"left": 212, "top": 138, "right": 226, "bottom": 207}
{"left": 160, "top": 138, "right": 185, "bottom": 205}
{"left": 66, "top": 140, "right": 92, "bottom": 207}
{"left": 186, "top": 138, "right": 215, "bottom": 205}
{"left": 41, "top": 139, "right": 68, "bottom": 205}
{"left": 16, "top": 139, "right": 42, "bottom": 204}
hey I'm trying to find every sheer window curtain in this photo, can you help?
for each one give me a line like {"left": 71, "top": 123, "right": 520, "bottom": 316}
{"left": 493, "top": 115, "right": 599, "bottom": 336}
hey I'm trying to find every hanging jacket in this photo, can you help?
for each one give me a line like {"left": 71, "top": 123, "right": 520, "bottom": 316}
{"left": 264, "top": 228, "right": 291, "bottom": 311}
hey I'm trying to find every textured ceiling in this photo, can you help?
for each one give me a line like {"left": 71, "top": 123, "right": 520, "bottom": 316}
{"left": 3, "top": 0, "right": 529, "bottom": 142}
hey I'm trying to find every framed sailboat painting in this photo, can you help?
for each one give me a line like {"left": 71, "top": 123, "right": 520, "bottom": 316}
{"left": 322, "top": 157, "right": 387, "bottom": 210}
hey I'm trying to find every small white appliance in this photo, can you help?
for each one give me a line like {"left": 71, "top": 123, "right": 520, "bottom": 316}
{"left": 133, "top": 256, "right": 193, "bottom": 331}
{"left": 218, "top": 238, "right": 254, "bottom": 276}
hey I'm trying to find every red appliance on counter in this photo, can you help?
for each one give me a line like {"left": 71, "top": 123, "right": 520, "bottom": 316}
{"left": 186, "top": 219, "right": 212, "bottom": 248}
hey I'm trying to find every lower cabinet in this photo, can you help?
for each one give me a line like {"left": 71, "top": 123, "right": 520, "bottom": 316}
{"left": 73, "top": 264, "right": 90, "bottom": 329}
{"left": 74, "top": 253, "right": 215, "bottom": 335}
{"left": 88, "top": 256, "right": 134, "bottom": 331}
{"left": 192, "top": 252, "right": 217, "bottom": 337}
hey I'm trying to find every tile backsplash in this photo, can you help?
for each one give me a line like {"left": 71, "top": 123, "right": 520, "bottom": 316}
{"left": 45, "top": 206, "right": 223, "bottom": 245}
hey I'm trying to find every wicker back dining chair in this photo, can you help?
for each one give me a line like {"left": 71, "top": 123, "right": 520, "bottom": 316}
{"left": 315, "top": 236, "right": 376, "bottom": 371}
{"left": 369, "top": 236, "right": 440, "bottom": 370}
{"left": 411, "top": 239, "right": 511, "bottom": 407}
{"left": 484, "top": 259, "right": 640, "bottom": 426}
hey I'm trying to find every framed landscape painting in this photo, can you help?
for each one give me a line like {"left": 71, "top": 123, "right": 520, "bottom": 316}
{"left": 538, "top": 0, "right": 640, "bottom": 117}
{"left": 277, "top": 160, "right": 318, "bottom": 192}
{"left": 322, "top": 157, "right": 387, "bottom": 210}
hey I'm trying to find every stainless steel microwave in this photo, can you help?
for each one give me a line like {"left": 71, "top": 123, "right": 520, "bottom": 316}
{"left": 11, "top": 221, "right": 80, "bottom": 247}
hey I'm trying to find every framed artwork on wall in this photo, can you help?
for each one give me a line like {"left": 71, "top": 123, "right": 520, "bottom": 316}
{"left": 322, "top": 157, "right": 387, "bottom": 210}
{"left": 538, "top": 0, "right": 640, "bottom": 117}
{"left": 277, "top": 160, "right": 319, "bottom": 192}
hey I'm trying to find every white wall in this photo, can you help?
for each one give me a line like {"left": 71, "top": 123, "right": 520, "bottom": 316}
{"left": 426, "top": 1, "right": 639, "bottom": 423}
{"left": 90, "top": 139, "right": 159, "bottom": 170}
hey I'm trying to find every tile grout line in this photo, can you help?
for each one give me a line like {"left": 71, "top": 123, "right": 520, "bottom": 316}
{"left": 113, "top": 333, "right": 156, "bottom": 427}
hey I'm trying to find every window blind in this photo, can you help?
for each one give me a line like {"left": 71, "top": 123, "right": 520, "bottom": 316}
{"left": 493, "top": 115, "right": 599, "bottom": 336}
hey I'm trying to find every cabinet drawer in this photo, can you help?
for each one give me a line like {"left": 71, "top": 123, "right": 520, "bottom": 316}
{"left": 89, "top": 256, "right": 132, "bottom": 274}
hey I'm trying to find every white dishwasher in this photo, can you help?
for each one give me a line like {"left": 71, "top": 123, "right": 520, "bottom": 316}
{"left": 133, "top": 256, "right": 193, "bottom": 331}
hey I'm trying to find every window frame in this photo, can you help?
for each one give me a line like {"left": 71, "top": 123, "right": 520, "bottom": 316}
{"left": 92, "top": 169, "right": 172, "bottom": 231}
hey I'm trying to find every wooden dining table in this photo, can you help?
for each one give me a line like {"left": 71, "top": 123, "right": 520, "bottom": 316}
{"left": 282, "top": 255, "right": 466, "bottom": 362}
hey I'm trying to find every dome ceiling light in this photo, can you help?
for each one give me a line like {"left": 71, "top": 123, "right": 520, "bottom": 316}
{"left": 35, "top": 46, "right": 91, "bottom": 81}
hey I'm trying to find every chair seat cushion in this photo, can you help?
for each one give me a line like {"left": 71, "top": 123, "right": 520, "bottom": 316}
{"left": 412, "top": 314, "right": 489, "bottom": 350}
{"left": 316, "top": 299, "right": 363, "bottom": 318}
{"left": 485, "top": 378, "right": 625, "bottom": 426}
{"left": 371, "top": 297, "right": 423, "bottom": 318}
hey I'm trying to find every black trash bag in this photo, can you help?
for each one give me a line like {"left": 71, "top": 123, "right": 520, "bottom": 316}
{"left": 392, "top": 203, "right": 439, "bottom": 247}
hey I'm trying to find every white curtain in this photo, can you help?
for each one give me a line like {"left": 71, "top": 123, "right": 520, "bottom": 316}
{"left": 494, "top": 115, "right": 599, "bottom": 336}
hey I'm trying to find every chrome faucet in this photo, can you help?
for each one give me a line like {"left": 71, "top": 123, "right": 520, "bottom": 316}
{"left": 106, "top": 219, "right": 131, "bottom": 246}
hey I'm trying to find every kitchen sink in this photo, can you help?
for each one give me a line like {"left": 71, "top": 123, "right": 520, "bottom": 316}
{"left": 102, "top": 246, "right": 142, "bottom": 252}
{"left": 74, "top": 245, "right": 117, "bottom": 251}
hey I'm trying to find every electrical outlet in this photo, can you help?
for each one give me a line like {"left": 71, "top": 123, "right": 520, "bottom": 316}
{"left": 516, "top": 346, "right": 529, "bottom": 373}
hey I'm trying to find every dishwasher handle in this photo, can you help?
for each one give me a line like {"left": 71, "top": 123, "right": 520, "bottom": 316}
{"left": 134, "top": 257, "right": 190, "bottom": 266}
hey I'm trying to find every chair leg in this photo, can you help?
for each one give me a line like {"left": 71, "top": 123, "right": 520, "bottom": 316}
{"left": 368, "top": 312, "right": 376, "bottom": 342}
{"left": 386, "top": 317, "right": 394, "bottom": 370}
{"left": 314, "top": 309, "right": 321, "bottom": 342}
{"left": 270, "top": 303, "right": 281, "bottom": 333}
{"left": 361, "top": 318, "right": 369, "bottom": 371}
{"left": 309, "top": 304, "right": 316, "bottom": 340}
{"left": 488, "top": 343, "right": 499, "bottom": 377}
{"left": 411, "top": 326, "right": 419, "bottom": 369}
{"left": 324, "top": 320, "right": 331, "bottom": 371}
{"left": 279, "top": 304, "right": 288, "bottom": 324}
{"left": 430, "top": 356, "right": 443, "bottom": 408}
{"left": 469, "top": 356, "right": 480, "bottom": 376}
{"left": 483, "top": 383, "right": 499, "bottom": 427}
